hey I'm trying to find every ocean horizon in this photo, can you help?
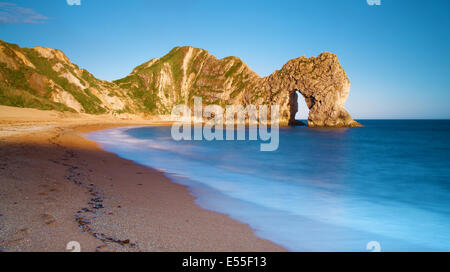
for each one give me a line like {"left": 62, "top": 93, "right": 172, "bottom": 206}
{"left": 87, "top": 120, "right": 450, "bottom": 252}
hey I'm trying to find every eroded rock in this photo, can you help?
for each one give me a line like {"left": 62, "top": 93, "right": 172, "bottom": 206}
{"left": 0, "top": 40, "right": 360, "bottom": 127}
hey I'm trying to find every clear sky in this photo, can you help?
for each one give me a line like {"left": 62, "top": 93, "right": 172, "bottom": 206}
{"left": 1, "top": 0, "right": 449, "bottom": 119}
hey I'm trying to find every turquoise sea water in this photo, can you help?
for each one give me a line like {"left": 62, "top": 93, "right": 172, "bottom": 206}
{"left": 87, "top": 120, "right": 450, "bottom": 251}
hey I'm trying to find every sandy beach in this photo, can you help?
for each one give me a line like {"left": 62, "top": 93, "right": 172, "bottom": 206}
{"left": 0, "top": 106, "right": 285, "bottom": 252}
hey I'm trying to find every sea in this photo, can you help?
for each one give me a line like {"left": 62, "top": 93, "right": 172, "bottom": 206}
{"left": 86, "top": 120, "right": 450, "bottom": 251}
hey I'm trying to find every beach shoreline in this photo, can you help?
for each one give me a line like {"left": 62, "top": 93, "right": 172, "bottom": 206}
{"left": 0, "top": 106, "right": 286, "bottom": 252}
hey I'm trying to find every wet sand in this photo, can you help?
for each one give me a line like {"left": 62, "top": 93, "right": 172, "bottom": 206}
{"left": 0, "top": 106, "right": 285, "bottom": 252}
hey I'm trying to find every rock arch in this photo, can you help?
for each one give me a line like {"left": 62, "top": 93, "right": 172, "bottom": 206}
{"left": 258, "top": 52, "right": 361, "bottom": 127}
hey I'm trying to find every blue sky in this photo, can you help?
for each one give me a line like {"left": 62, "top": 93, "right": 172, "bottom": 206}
{"left": 1, "top": 0, "right": 449, "bottom": 119}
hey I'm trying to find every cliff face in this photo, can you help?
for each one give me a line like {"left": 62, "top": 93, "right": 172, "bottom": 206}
{"left": 114, "top": 46, "right": 260, "bottom": 114}
{"left": 0, "top": 40, "right": 360, "bottom": 127}
{"left": 0, "top": 40, "right": 134, "bottom": 114}
{"left": 256, "top": 53, "right": 361, "bottom": 127}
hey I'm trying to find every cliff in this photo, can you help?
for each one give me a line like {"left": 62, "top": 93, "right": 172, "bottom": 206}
{"left": 257, "top": 53, "right": 361, "bottom": 127}
{"left": 0, "top": 40, "right": 360, "bottom": 127}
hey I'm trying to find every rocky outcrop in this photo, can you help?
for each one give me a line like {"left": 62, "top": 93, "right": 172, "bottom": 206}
{"left": 119, "top": 47, "right": 360, "bottom": 127}
{"left": 256, "top": 53, "right": 361, "bottom": 127}
{"left": 0, "top": 40, "right": 135, "bottom": 114}
{"left": 114, "top": 46, "right": 260, "bottom": 114}
{"left": 0, "top": 40, "right": 360, "bottom": 127}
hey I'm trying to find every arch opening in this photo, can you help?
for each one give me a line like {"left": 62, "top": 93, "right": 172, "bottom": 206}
{"left": 288, "top": 90, "right": 308, "bottom": 126}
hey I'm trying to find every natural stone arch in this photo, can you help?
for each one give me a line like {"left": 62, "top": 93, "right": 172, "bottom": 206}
{"left": 258, "top": 52, "right": 361, "bottom": 127}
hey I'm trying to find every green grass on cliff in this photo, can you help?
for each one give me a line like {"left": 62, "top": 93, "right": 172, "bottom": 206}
{"left": 114, "top": 74, "right": 158, "bottom": 113}
{"left": 225, "top": 61, "right": 242, "bottom": 78}
{"left": 81, "top": 70, "right": 100, "bottom": 88}
{"left": 114, "top": 47, "right": 193, "bottom": 114}
{"left": 0, "top": 83, "right": 75, "bottom": 112}
{"left": 0, "top": 64, "right": 25, "bottom": 85}
{"left": 19, "top": 48, "right": 107, "bottom": 114}
{"left": 96, "top": 46, "right": 255, "bottom": 113}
